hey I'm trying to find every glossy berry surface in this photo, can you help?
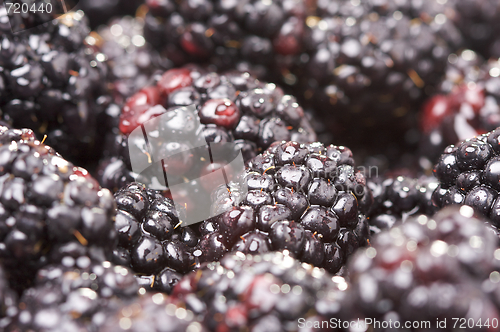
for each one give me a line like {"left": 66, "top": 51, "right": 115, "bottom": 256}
{"left": 0, "top": 126, "right": 117, "bottom": 294}
{"left": 341, "top": 206, "right": 500, "bottom": 327}
{"left": 14, "top": 258, "right": 139, "bottom": 331}
{"left": 367, "top": 175, "right": 439, "bottom": 234}
{"left": 97, "top": 66, "right": 316, "bottom": 192}
{"left": 173, "top": 251, "right": 348, "bottom": 331}
{"left": 432, "top": 127, "right": 500, "bottom": 230}
{"left": 0, "top": 8, "right": 112, "bottom": 166}
{"left": 202, "top": 141, "right": 372, "bottom": 274}
{"left": 113, "top": 182, "right": 201, "bottom": 293}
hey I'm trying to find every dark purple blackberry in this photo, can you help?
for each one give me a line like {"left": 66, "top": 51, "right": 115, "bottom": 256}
{"left": 199, "top": 141, "right": 372, "bottom": 274}
{"left": 367, "top": 175, "right": 440, "bottom": 234}
{"left": 97, "top": 66, "right": 316, "bottom": 192}
{"left": 113, "top": 182, "right": 199, "bottom": 294}
{"left": 76, "top": 0, "right": 144, "bottom": 29}
{"left": 97, "top": 292, "right": 205, "bottom": 332}
{"left": 294, "top": 0, "right": 463, "bottom": 161}
{"left": 143, "top": 0, "right": 308, "bottom": 74}
{"left": 93, "top": 16, "right": 173, "bottom": 106}
{"left": 0, "top": 264, "right": 17, "bottom": 330}
{"left": 419, "top": 49, "right": 500, "bottom": 162}
{"left": 172, "top": 251, "right": 348, "bottom": 331}
{"left": 0, "top": 8, "right": 112, "bottom": 166}
{"left": 341, "top": 206, "right": 500, "bottom": 327}
{"left": 14, "top": 258, "right": 139, "bottom": 331}
{"left": 0, "top": 126, "right": 116, "bottom": 294}
{"left": 431, "top": 127, "right": 500, "bottom": 230}
{"left": 451, "top": 0, "right": 500, "bottom": 58}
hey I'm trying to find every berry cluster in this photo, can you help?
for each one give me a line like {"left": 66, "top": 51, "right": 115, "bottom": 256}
{"left": 432, "top": 127, "right": 500, "bottom": 229}
{"left": 173, "top": 251, "right": 348, "bottom": 331}
{"left": 97, "top": 66, "right": 316, "bottom": 192}
{"left": 342, "top": 206, "right": 500, "bottom": 327}
{"left": 201, "top": 141, "right": 371, "bottom": 274}
{"left": 0, "top": 8, "right": 111, "bottom": 166}
{"left": 367, "top": 174, "right": 439, "bottom": 233}
{"left": 0, "top": 126, "right": 116, "bottom": 293}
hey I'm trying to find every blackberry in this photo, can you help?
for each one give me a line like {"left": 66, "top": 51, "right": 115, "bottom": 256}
{"left": 452, "top": 0, "right": 500, "bottom": 58}
{"left": 0, "top": 7, "right": 111, "bottom": 166}
{"left": 143, "top": 0, "right": 308, "bottom": 75}
{"left": 97, "top": 292, "right": 205, "bottom": 332}
{"left": 0, "top": 126, "right": 116, "bottom": 293}
{"left": 14, "top": 258, "right": 138, "bottom": 331}
{"left": 0, "top": 264, "right": 17, "bottom": 330}
{"left": 341, "top": 206, "right": 500, "bottom": 328}
{"left": 112, "top": 182, "right": 197, "bottom": 294}
{"left": 367, "top": 174, "right": 439, "bottom": 234}
{"left": 97, "top": 66, "right": 316, "bottom": 192}
{"left": 172, "top": 251, "right": 348, "bottom": 331}
{"left": 295, "top": 0, "right": 463, "bottom": 161}
{"left": 431, "top": 126, "right": 500, "bottom": 230}
{"left": 77, "top": 0, "right": 143, "bottom": 29}
{"left": 199, "top": 141, "right": 372, "bottom": 274}
{"left": 420, "top": 49, "right": 500, "bottom": 161}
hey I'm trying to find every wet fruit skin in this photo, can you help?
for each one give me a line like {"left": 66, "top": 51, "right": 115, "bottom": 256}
{"left": 199, "top": 141, "right": 371, "bottom": 274}
{"left": 432, "top": 127, "right": 500, "bottom": 230}
{"left": 341, "top": 206, "right": 500, "bottom": 327}
{"left": 0, "top": 8, "right": 113, "bottom": 167}
{"left": 98, "top": 66, "right": 316, "bottom": 193}
{"left": 0, "top": 126, "right": 117, "bottom": 294}
{"left": 172, "top": 251, "right": 348, "bottom": 332}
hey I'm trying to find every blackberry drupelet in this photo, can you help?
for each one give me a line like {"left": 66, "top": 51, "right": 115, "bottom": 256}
{"left": 172, "top": 251, "right": 348, "bottom": 331}
{"left": 14, "top": 258, "right": 139, "bottom": 331}
{"left": 296, "top": 0, "right": 463, "bottom": 161}
{"left": 432, "top": 126, "right": 500, "bottom": 230}
{"left": 143, "top": 0, "right": 308, "bottom": 75}
{"left": 341, "top": 206, "right": 500, "bottom": 328}
{"left": 97, "top": 66, "right": 316, "bottom": 192}
{"left": 367, "top": 175, "right": 439, "bottom": 234}
{"left": 199, "top": 141, "right": 372, "bottom": 274}
{"left": 0, "top": 7, "right": 111, "bottom": 166}
{"left": 0, "top": 126, "right": 116, "bottom": 294}
{"left": 420, "top": 50, "right": 500, "bottom": 161}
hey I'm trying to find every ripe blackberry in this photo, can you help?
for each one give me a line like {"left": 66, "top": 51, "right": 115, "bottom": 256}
{"left": 420, "top": 50, "right": 500, "bottom": 161}
{"left": 342, "top": 206, "right": 500, "bottom": 327}
{"left": 173, "top": 251, "right": 348, "bottom": 331}
{"left": 97, "top": 66, "right": 316, "bottom": 192}
{"left": 296, "top": 0, "right": 463, "bottom": 160}
{"left": 77, "top": 0, "right": 143, "bottom": 29}
{"left": 97, "top": 292, "right": 205, "bottom": 332}
{"left": 0, "top": 7, "right": 111, "bottom": 166}
{"left": 199, "top": 141, "right": 372, "bottom": 274}
{"left": 0, "top": 264, "right": 17, "bottom": 330}
{"left": 112, "top": 182, "right": 198, "bottom": 294}
{"left": 367, "top": 175, "right": 439, "bottom": 234}
{"left": 14, "top": 258, "right": 139, "bottom": 331}
{"left": 452, "top": 0, "right": 500, "bottom": 58}
{"left": 143, "top": 0, "right": 308, "bottom": 74}
{"left": 431, "top": 127, "right": 500, "bottom": 230}
{"left": 0, "top": 126, "right": 116, "bottom": 293}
